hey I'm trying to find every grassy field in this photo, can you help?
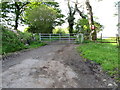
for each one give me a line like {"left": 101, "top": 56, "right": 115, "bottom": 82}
{"left": 97, "top": 37, "right": 117, "bottom": 42}
{"left": 77, "top": 40, "right": 119, "bottom": 81}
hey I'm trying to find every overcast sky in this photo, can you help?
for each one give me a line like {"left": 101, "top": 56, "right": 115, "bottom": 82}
{"left": 18, "top": 0, "right": 119, "bottom": 37}
{"left": 54, "top": 0, "right": 119, "bottom": 37}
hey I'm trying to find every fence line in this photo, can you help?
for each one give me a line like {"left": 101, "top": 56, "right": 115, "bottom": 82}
{"left": 96, "top": 33, "right": 119, "bottom": 43}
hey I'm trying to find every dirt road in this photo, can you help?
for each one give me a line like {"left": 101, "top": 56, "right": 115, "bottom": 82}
{"left": 1, "top": 43, "right": 117, "bottom": 88}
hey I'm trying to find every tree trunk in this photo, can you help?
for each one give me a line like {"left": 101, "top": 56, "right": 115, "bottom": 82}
{"left": 14, "top": 14, "right": 19, "bottom": 30}
{"left": 69, "top": 23, "right": 74, "bottom": 33}
{"left": 67, "top": 0, "right": 76, "bottom": 33}
{"left": 14, "top": 2, "right": 20, "bottom": 30}
{"left": 91, "top": 30, "right": 97, "bottom": 40}
{"left": 85, "top": 0, "right": 97, "bottom": 40}
{"left": 14, "top": 2, "right": 29, "bottom": 30}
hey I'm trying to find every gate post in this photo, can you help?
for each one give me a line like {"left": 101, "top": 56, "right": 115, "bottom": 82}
{"left": 39, "top": 33, "right": 41, "bottom": 41}
{"left": 76, "top": 33, "right": 80, "bottom": 43}
{"left": 49, "top": 34, "right": 51, "bottom": 42}
{"left": 81, "top": 33, "right": 84, "bottom": 43}
{"left": 101, "top": 33, "right": 102, "bottom": 43}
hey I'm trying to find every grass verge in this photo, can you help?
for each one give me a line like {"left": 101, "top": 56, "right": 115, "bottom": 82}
{"left": 77, "top": 41, "right": 119, "bottom": 82}
{"left": 25, "top": 41, "right": 46, "bottom": 49}
{"left": 1, "top": 41, "right": 46, "bottom": 55}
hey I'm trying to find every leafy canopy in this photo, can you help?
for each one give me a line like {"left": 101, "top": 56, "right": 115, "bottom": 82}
{"left": 75, "top": 18, "right": 103, "bottom": 34}
{"left": 1, "top": 1, "right": 29, "bottom": 29}
{"left": 25, "top": 4, "right": 57, "bottom": 33}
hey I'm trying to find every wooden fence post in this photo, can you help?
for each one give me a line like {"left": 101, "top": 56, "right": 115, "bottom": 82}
{"left": 101, "top": 33, "right": 102, "bottom": 43}
{"left": 116, "top": 34, "right": 120, "bottom": 46}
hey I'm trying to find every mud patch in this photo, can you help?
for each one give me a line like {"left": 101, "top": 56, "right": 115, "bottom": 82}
{"left": 2, "top": 58, "right": 78, "bottom": 88}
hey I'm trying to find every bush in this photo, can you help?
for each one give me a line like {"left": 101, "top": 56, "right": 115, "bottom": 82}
{"left": 53, "top": 27, "right": 69, "bottom": 34}
{"left": 1, "top": 26, "right": 27, "bottom": 54}
{"left": 1, "top": 25, "right": 46, "bottom": 55}
{"left": 17, "top": 30, "right": 33, "bottom": 44}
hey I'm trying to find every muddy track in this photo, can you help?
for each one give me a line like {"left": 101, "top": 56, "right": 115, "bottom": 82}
{"left": 1, "top": 43, "right": 118, "bottom": 88}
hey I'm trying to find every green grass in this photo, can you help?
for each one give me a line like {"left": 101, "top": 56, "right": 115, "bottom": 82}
{"left": 41, "top": 38, "right": 59, "bottom": 41}
{"left": 26, "top": 41, "right": 46, "bottom": 49}
{"left": 1, "top": 41, "right": 46, "bottom": 55}
{"left": 97, "top": 37, "right": 117, "bottom": 42}
{"left": 77, "top": 41, "right": 119, "bottom": 80}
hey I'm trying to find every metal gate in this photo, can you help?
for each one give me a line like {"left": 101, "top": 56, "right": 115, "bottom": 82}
{"left": 39, "top": 33, "right": 84, "bottom": 44}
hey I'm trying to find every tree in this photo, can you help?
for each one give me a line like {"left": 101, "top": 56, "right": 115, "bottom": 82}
{"left": 1, "top": 1, "right": 65, "bottom": 31}
{"left": 74, "top": 0, "right": 86, "bottom": 19}
{"left": 41, "top": 2, "right": 65, "bottom": 26}
{"left": 75, "top": 18, "right": 103, "bottom": 40}
{"left": 14, "top": 2, "right": 29, "bottom": 30}
{"left": 66, "top": 0, "right": 97, "bottom": 39}
{"left": 94, "top": 22, "right": 104, "bottom": 33}
{"left": 75, "top": 18, "right": 89, "bottom": 34}
{"left": 24, "top": 4, "right": 57, "bottom": 33}
{"left": 85, "top": 0, "right": 97, "bottom": 40}
{"left": 1, "top": 1, "right": 29, "bottom": 30}
{"left": 67, "top": 0, "right": 76, "bottom": 33}
{"left": 24, "top": 1, "right": 65, "bottom": 33}
{"left": 67, "top": 0, "right": 87, "bottom": 33}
